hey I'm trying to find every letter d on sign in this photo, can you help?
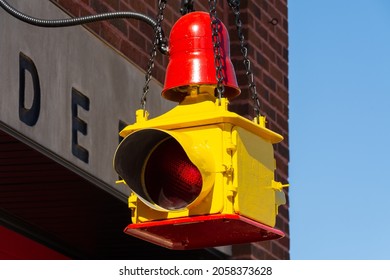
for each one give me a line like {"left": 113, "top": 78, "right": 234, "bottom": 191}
{"left": 19, "top": 52, "right": 41, "bottom": 126}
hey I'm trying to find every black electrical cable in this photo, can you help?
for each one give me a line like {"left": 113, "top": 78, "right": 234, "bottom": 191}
{"left": 0, "top": 0, "right": 168, "bottom": 54}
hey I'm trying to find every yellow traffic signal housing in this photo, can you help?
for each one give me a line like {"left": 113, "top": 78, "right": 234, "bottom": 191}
{"left": 114, "top": 87, "right": 287, "bottom": 250}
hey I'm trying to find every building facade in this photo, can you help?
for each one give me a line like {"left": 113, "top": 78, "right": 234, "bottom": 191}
{"left": 0, "top": 0, "right": 289, "bottom": 259}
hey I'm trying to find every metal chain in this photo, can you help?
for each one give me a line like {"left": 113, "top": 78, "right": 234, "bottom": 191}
{"left": 228, "top": 0, "right": 262, "bottom": 121}
{"left": 141, "top": 0, "right": 167, "bottom": 111}
{"left": 180, "top": 0, "right": 194, "bottom": 15}
{"left": 209, "top": 0, "right": 225, "bottom": 103}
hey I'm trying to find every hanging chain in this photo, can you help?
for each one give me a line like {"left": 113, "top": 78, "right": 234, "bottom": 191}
{"left": 209, "top": 0, "right": 225, "bottom": 103}
{"left": 228, "top": 0, "right": 262, "bottom": 122}
{"left": 180, "top": 0, "right": 194, "bottom": 15}
{"left": 141, "top": 0, "right": 167, "bottom": 111}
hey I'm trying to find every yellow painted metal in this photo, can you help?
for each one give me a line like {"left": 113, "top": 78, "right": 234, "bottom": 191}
{"left": 119, "top": 86, "right": 283, "bottom": 144}
{"left": 115, "top": 87, "right": 287, "bottom": 226}
{"left": 232, "top": 127, "right": 288, "bottom": 226}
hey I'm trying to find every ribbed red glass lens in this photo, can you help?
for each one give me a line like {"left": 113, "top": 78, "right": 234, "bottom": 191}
{"left": 144, "top": 138, "right": 202, "bottom": 209}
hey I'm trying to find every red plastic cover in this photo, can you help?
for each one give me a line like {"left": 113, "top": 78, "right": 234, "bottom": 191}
{"left": 124, "top": 214, "right": 284, "bottom": 250}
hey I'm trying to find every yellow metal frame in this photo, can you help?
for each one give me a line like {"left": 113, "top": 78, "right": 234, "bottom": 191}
{"left": 116, "top": 89, "right": 288, "bottom": 227}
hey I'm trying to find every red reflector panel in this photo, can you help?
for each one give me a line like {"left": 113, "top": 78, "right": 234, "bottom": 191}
{"left": 144, "top": 138, "right": 202, "bottom": 209}
{"left": 124, "top": 214, "right": 285, "bottom": 250}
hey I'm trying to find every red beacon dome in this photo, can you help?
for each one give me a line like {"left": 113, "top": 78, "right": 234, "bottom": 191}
{"left": 162, "top": 11, "right": 240, "bottom": 102}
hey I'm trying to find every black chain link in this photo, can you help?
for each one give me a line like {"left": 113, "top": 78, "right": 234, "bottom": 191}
{"left": 209, "top": 0, "right": 225, "bottom": 103}
{"left": 180, "top": 0, "right": 194, "bottom": 15}
{"left": 228, "top": 0, "right": 262, "bottom": 121}
{"left": 141, "top": 0, "right": 167, "bottom": 111}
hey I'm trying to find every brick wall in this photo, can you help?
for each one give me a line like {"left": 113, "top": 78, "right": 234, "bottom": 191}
{"left": 50, "top": 0, "right": 289, "bottom": 260}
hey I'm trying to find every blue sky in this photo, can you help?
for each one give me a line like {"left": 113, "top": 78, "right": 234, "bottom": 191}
{"left": 289, "top": 0, "right": 390, "bottom": 259}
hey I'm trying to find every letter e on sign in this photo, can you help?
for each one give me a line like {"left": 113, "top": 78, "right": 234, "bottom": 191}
{"left": 71, "top": 88, "right": 90, "bottom": 164}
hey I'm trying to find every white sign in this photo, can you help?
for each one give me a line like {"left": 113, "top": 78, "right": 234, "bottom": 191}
{"left": 0, "top": 0, "right": 174, "bottom": 200}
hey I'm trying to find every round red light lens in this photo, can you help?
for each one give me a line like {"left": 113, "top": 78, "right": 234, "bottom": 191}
{"left": 144, "top": 138, "right": 202, "bottom": 209}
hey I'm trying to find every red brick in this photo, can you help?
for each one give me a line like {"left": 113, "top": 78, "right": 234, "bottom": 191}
{"left": 248, "top": 1, "right": 261, "bottom": 20}
{"left": 104, "top": 0, "right": 119, "bottom": 11}
{"left": 90, "top": 0, "right": 109, "bottom": 14}
{"left": 100, "top": 21, "right": 122, "bottom": 49}
{"left": 57, "top": 0, "right": 80, "bottom": 17}
{"left": 268, "top": 33, "right": 283, "bottom": 55}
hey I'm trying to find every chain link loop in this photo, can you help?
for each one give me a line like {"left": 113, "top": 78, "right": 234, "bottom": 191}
{"left": 228, "top": 0, "right": 262, "bottom": 121}
{"left": 180, "top": 0, "right": 194, "bottom": 15}
{"left": 209, "top": 0, "right": 225, "bottom": 103}
{"left": 141, "top": 0, "right": 167, "bottom": 111}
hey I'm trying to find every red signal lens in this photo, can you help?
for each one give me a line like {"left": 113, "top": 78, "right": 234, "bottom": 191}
{"left": 144, "top": 138, "right": 202, "bottom": 210}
